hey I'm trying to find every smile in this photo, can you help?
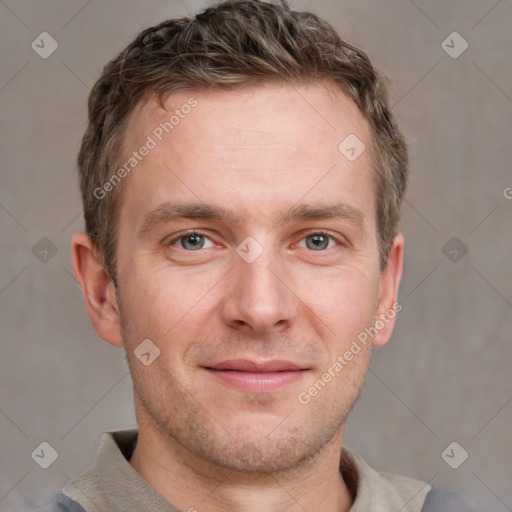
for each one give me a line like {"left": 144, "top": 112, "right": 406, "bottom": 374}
{"left": 203, "top": 359, "right": 310, "bottom": 392}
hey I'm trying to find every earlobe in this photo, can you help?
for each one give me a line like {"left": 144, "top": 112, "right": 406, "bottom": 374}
{"left": 372, "top": 233, "right": 404, "bottom": 348}
{"left": 71, "top": 232, "right": 124, "bottom": 347}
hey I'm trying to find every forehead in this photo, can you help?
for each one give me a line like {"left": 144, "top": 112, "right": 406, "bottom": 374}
{"left": 123, "top": 81, "right": 369, "bottom": 155}
{"left": 118, "top": 82, "right": 375, "bottom": 228}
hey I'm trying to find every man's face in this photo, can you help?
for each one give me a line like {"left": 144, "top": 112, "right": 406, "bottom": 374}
{"left": 114, "top": 82, "right": 389, "bottom": 473}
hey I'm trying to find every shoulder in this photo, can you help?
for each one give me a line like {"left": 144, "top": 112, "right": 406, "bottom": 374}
{"left": 422, "top": 488, "right": 501, "bottom": 512}
{"left": 422, "top": 489, "right": 467, "bottom": 511}
{"left": 35, "top": 492, "right": 86, "bottom": 512}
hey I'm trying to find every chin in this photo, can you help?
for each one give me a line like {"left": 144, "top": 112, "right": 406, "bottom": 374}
{"left": 180, "top": 416, "right": 343, "bottom": 475}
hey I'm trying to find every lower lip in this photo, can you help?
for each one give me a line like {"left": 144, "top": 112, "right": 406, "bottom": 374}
{"left": 205, "top": 369, "right": 308, "bottom": 392}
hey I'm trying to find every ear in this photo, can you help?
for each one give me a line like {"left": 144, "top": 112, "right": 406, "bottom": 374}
{"left": 71, "top": 232, "right": 124, "bottom": 347}
{"left": 372, "top": 233, "right": 404, "bottom": 348}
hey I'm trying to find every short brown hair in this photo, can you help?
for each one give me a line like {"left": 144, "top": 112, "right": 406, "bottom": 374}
{"left": 78, "top": 0, "right": 408, "bottom": 283}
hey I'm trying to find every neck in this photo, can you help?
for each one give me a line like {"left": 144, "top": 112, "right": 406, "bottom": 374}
{"left": 129, "top": 417, "right": 353, "bottom": 512}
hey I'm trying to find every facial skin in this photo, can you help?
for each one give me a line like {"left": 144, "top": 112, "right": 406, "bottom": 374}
{"left": 72, "top": 81, "right": 403, "bottom": 512}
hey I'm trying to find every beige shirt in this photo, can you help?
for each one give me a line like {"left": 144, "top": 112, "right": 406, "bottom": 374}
{"left": 61, "top": 429, "right": 431, "bottom": 512}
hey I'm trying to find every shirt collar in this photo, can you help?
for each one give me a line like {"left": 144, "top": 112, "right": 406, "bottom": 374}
{"left": 93, "top": 429, "right": 430, "bottom": 511}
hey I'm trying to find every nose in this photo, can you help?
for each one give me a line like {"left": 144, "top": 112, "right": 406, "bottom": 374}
{"left": 218, "top": 245, "right": 298, "bottom": 335}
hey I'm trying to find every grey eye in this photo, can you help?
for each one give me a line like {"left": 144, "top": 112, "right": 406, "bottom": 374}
{"left": 305, "top": 234, "right": 330, "bottom": 250}
{"left": 180, "top": 233, "right": 206, "bottom": 250}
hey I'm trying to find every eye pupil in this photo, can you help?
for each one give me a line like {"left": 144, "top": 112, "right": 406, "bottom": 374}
{"left": 306, "top": 234, "right": 329, "bottom": 250}
{"left": 181, "top": 233, "right": 204, "bottom": 250}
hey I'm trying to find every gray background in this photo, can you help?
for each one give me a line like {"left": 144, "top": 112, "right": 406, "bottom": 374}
{"left": 1, "top": 0, "right": 511, "bottom": 510}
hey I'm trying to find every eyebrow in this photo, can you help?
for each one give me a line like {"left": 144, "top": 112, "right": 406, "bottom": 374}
{"left": 138, "top": 201, "right": 366, "bottom": 237}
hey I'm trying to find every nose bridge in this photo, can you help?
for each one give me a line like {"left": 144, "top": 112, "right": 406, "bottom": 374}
{"left": 242, "top": 248, "right": 282, "bottom": 298}
{"left": 221, "top": 238, "right": 297, "bottom": 332}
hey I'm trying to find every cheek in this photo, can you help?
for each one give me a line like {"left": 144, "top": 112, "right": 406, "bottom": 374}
{"left": 296, "top": 266, "right": 379, "bottom": 337}
{"left": 119, "top": 262, "right": 216, "bottom": 349}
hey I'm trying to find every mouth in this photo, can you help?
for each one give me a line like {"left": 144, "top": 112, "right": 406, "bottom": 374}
{"left": 202, "top": 359, "right": 310, "bottom": 392}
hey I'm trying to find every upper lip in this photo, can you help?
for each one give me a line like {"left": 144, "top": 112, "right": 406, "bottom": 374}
{"left": 205, "top": 359, "right": 306, "bottom": 372}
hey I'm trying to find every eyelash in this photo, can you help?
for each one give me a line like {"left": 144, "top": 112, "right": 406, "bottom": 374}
{"left": 166, "top": 230, "right": 345, "bottom": 251}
